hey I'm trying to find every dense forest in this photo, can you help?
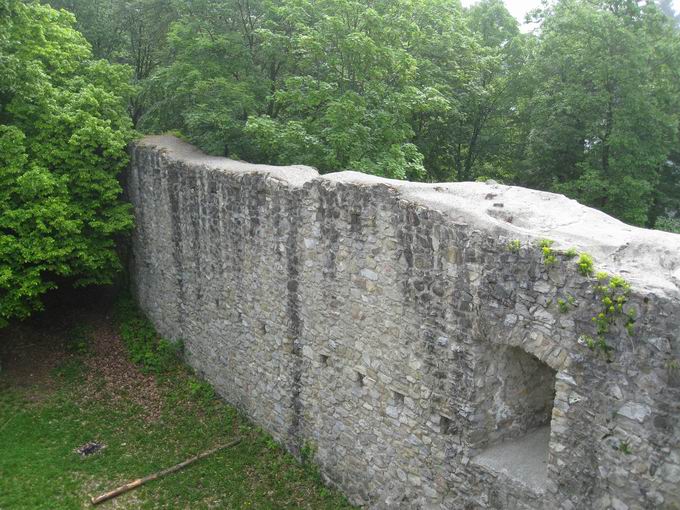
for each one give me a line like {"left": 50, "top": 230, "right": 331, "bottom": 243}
{"left": 42, "top": 0, "right": 680, "bottom": 227}
{"left": 1, "top": 0, "right": 680, "bottom": 323}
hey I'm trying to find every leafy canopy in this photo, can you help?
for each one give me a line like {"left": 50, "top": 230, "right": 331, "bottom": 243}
{"left": 46, "top": 0, "right": 680, "bottom": 230}
{"left": 140, "top": 0, "right": 501, "bottom": 180}
{"left": 0, "top": 0, "right": 134, "bottom": 326}
{"left": 521, "top": 0, "right": 680, "bottom": 225}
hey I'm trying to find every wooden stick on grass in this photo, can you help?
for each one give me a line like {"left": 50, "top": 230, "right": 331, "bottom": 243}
{"left": 91, "top": 438, "right": 241, "bottom": 505}
{"left": 0, "top": 412, "right": 16, "bottom": 434}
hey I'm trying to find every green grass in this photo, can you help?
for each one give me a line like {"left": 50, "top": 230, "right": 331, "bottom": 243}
{"left": 0, "top": 299, "right": 352, "bottom": 510}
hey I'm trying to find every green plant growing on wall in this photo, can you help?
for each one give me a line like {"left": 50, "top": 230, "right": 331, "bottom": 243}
{"left": 581, "top": 334, "right": 596, "bottom": 350}
{"left": 576, "top": 267, "right": 638, "bottom": 363}
{"left": 618, "top": 441, "right": 632, "bottom": 455}
{"left": 578, "top": 253, "right": 594, "bottom": 276}
{"left": 624, "top": 307, "right": 637, "bottom": 336}
{"left": 539, "top": 239, "right": 557, "bottom": 265}
{"left": 557, "top": 298, "right": 569, "bottom": 313}
{"left": 581, "top": 334, "right": 614, "bottom": 361}
{"left": 557, "top": 294, "right": 578, "bottom": 313}
{"left": 592, "top": 273, "right": 634, "bottom": 335}
{"left": 507, "top": 239, "right": 521, "bottom": 253}
{"left": 525, "top": 240, "right": 639, "bottom": 365}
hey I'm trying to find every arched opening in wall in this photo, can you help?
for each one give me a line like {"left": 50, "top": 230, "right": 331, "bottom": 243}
{"left": 471, "top": 346, "right": 557, "bottom": 493}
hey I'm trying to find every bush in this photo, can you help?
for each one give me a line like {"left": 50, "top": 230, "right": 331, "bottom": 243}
{"left": 115, "top": 295, "right": 182, "bottom": 374}
{"left": 578, "top": 253, "right": 595, "bottom": 276}
{"left": 655, "top": 216, "right": 680, "bottom": 234}
{"left": 65, "top": 324, "right": 91, "bottom": 355}
{"left": 0, "top": 1, "right": 134, "bottom": 327}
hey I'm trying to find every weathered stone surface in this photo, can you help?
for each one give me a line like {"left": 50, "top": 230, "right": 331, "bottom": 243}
{"left": 128, "top": 136, "right": 680, "bottom": 509}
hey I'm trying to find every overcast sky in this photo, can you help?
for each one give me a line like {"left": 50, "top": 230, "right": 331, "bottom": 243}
{"left": 461, "top": 0, "right": 680, "bottom": 28}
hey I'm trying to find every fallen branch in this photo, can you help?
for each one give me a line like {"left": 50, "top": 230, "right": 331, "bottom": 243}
{"left": 0, "top": 412, "right": 16, "bottom": 434}
{"left": 91, "top": 438, "right": 241, "bottom": 505}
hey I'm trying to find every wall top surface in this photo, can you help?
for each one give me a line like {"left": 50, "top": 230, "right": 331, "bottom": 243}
{"left": 138, "top": 135, "right": 680, "bottom": 297}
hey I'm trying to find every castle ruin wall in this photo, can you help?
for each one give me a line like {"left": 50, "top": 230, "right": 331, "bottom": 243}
{"left": 128, "top": 136, "right": 680, "bottom": 509}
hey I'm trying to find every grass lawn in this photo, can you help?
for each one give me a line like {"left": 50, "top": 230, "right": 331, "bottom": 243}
{"left": 0, "top": 291, "right": 352, "bottom": 510}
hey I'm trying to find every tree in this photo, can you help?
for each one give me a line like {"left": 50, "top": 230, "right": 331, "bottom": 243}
{"left": 451, "top": 0, "right": 526, "bottom": 182}
{"left": 41, "top": 0, "right": 680, "bottom": 229}
{"left": 244, "top": 0, "right": 432, "bottom": 179}
{"left": 655, "top": 214, "right": 680, "bottom": 233}
{"left": 139, "top": 0, "right": 527, "bottom": 182}
{"left": 43, "top": 0, "right": 177, "bottom": 126}
{"left": 658, "top": 0, "right": 680, "bottom": 28}
{"left": 519, "top": 0, "right": 680, "bottom": 226}
{"left": 140, "top": 0, "right": 275, "bottom": 160}
{"left": 143, "top": 0, "right": 484, "bottom": 180}
{"left": 0, "top": 0, "right": 134, "bottom": 326}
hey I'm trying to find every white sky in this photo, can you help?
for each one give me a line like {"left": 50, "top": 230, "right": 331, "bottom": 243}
{"left": 461, "top": 0, "right": 680, "bottom": 27}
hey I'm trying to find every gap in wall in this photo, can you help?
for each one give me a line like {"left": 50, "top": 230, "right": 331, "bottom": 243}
{"left": 472, "top": 346, "right": 557, "bottom": 493}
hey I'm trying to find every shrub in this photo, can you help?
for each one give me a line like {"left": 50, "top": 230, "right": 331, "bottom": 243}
{"left": 115, "top": 295, "right": 182, "bottom": 374}
{"left": 578, "top": 253, "right": 594, "bottom": 276}
{"left": 655, "top": 216, "right": 680, "bottom": 234}
{"left": 0, "top": 1, "right": 134, "bottom": 326}
{"left": 538, "top": 239, "right": 557, "bottom": 265}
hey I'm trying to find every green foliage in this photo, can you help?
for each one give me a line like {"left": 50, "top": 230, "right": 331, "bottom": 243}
{"left": 617, "top": 441, "right": 632, "bottom": 455}
{"left": 557, "top": 295, "right": 576, "bottom": 313}
{"left": 521, "top": 0, "right": 680, "bottom": 226}
{"left": 45, "top": 0, "right": 680, "bottom": 227}
{"left": 133, "top": 0, "right": 530, "bottom": 181}
{"left": 507, "top": 239, "right": 521, "bottom": 252}
{"left": 65, "top": 324, "right": 91, "bottom": 355}
{"left": 42, "top": 0, "right": 177, "bottom": 126}
{"left": 592, "top": 274, "right": 632, "bottom": 335}
{"left": 567, "top": 251, "right": 641, "bottom": 364}
{"left": 52, "top": 358, "right": 86, "bottom": 383}
{"left": 625, "top": 315, "right": 636, "bottom": 336}
{"left": 538, "top": 239, "right": 556, "bottom": 266}
{"left": 557, "top": 299, "right": 569, "bottom": 313}
{"left": 655, "top": 216, "right": 680, "bottom": 234}
{"left": 0, "top": 0, "right": 134, "bottom": 327}
{"left": 667, "top": 358, "right": 680, "bottom": 372}
{"left": 578, "top": 253, "right": 594, "bottom": 276}
{"left": 115, "top": 295, "right": 183, "bottom": 374}
{"left": 581, "top": 334, "right": 614, "bottom": 362}
{"left": 564, "top": 248, "right": 578, "bottom": 259}
{"left": 581, "top": 334, "right": 596, "bottom": 350}
{"left": 186, "top": 377, "right": 216, "bottom": 404}
{"left": 577, "top": 271, "right": 636, "bottom": 363}
{"left": 300, "top": 441, "right": 317, "bottom": 466}
{"left": 300, "top": 441, "right": 323, "bottom": 484}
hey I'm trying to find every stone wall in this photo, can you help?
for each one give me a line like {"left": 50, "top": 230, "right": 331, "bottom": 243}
{"left": 128, "top": 136, "right": 680, "bottom": 509}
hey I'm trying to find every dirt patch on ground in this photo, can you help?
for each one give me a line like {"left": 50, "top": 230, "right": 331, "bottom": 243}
{"left": 79, "top": 313, "right": 164, "bottom": 422}
{"left": 0, "top": 316, "right": 71, "bottom": 395}
{"left": 0, "top": 286, "right": 164, "bottom": 421}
